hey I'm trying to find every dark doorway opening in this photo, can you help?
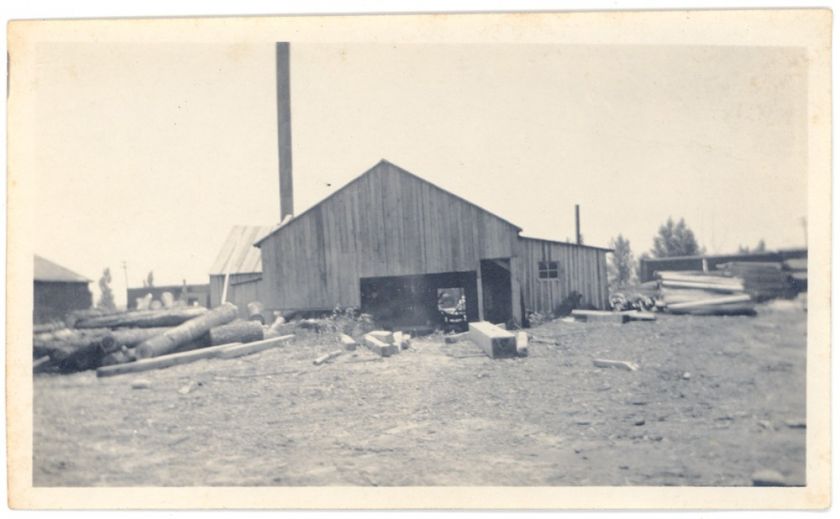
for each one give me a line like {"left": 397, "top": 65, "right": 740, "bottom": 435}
{"left": 360, "top": 271, "right": 478, "bottom": 332}
{"left": 480, "top": 259, "right": 513, "bottom": 324}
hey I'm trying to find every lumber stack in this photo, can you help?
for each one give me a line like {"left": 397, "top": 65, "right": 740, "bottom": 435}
{"left": 719, "top": 262, "right": 794, "bottom": 301}
{"left": 656, "top": 271, "right": 755, "bottom": 316}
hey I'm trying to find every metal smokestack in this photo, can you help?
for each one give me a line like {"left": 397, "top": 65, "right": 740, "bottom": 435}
{"left": 575, "top": 204, "right": 581, "bottom": 245}
{"left": 276, "top": 42, "right": 294, "bottom": 220}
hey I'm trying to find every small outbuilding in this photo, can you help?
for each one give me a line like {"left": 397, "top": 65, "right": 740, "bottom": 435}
{"left": 208, "top": 225, "right": 273, "bottom": 316}
{"left": 33, "top": 254, "right": 93, "bottom": 324}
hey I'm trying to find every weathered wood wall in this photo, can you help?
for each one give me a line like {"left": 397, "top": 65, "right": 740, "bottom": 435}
{"left": 34, "top": 281, "right": 92, "bottom": 324}
{"left": 516, "top": 237, "right": 609, "bottom": 313}
{"left": 259, "top": 161, "right": 520, "bottom": 311}
{"left": 209, "top": 274, "right": 263, "bottom": 317}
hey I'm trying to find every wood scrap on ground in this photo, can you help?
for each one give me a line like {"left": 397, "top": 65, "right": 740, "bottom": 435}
{"left": 571, "top": 309, "right": 629, "bottom": 324}
{"left": 364, "top": 334, "right": 399, "bottom": 357}
{"left": 313, "top": 350, "right": 344, "bottom": 366}
{"left": 593, "top": 358, "right": 640, "bottom": 371}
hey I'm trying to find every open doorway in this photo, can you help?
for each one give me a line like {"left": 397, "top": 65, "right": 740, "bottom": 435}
{"left": 359, "top": 271, "right": 478, "bottom": 332}
{"left": 480, "top": 259, "right": 513, "bottom": 324}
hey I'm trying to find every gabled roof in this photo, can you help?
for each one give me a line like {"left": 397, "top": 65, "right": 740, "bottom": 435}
{"left": 34, "top": 255, "right": 91, "bottom": 283}
{"left": 209, "top": 225, "right": 273, "bottom": 275}
{"left": 255, "top": 159, "right": 522, "bottom": 246}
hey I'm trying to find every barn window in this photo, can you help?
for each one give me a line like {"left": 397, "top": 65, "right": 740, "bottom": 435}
{"left": 538, "top": 260, "right": 559, "bottom": 279}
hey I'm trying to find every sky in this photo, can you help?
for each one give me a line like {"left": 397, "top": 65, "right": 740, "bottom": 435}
{"left": 30, "top": 42, "right": 808, "bottom": 306}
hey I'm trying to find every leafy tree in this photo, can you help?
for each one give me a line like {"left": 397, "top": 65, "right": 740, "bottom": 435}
{"left": 608, "top": 234, "right": 636, "bottom": 288}
{"left": 143, "top": 270, "right": 155, "bottom": 288}
{"left": 97, "top": 268, "right": 116, "bottom": 310}
{"left": 737, "top": 239, "right": 767, "bottom": 254}
{"left": 651, "top": 217, "right": 704, "bottom": 258}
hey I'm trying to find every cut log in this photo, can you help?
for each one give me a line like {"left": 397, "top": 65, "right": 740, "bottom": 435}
{"left": 339, "top": 333, "right": 357, "bottom": 351}
{"left": 364, "top": 334, "right": 398, "bottom": 357}
{"left": 313, "top": 350, "right": 344, "bottom": 366}
{"left": 134, "top": 303, "right": 238, "bottom": 359}
{"left": 571, "top": 310, "right": 628, "bottom": 324}
{"left": 468, "top": 321, "right": 516, "bottom": 358}
{"left": 217, "top": 334, "right": 295, "bottom": 359}
{"left": 246, "top": 302, "right": 266, "bottom": 324}
{"left": 73, "top": 306, "right": 209, "bottom": 330}
{"left": 209, "top": 320, "right": 264, "bottom": 346}
{"left": 96, "top": 341, "right": 242, "bottom": 377}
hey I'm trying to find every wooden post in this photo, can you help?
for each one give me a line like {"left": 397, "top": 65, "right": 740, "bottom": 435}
{"left": 476, "top": 260, "right": 485, "bottom": 321}
{"left": 510, "top": 256, "right": 523, "bottom": 327}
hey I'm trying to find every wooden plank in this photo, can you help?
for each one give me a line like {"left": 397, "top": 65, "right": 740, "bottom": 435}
{"left": 96, "top": 342, "right": 242, "bottom": 378}
{"left": 339, "top": 333, "right": 357, "bottom": 351}
{"left": 468, "top": 321, "right": 516, "bottom": 358}
{"left": 313, "top": 350, "right": 344, "bottom": 366}
{"left": 368, "top": 330, "right": 394, "bottom": 344}
{"left": 364, "top": 334, "right": 399, "bottom": 357}
{"left": 217, "top": 334, "right": 295, "bottom": 359}
{"left": 667, "top": 294, "right": 751, "bottom": 310}
{"left": 571, "top": 309, "right": 628, "bottom": 323}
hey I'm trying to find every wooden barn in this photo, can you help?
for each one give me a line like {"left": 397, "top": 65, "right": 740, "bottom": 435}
{"left": 208, "top": 225, "right": 273, "bottom": 316}
{"left": 255, "top": 160, "right": 610, "bottom": 328}
{"left": 33, "top": 254, "right": 93, "bottom": 324}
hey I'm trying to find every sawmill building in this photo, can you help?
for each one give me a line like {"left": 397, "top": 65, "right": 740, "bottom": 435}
{"left": 255, "top": 159, "right": 610, "bottom": 328}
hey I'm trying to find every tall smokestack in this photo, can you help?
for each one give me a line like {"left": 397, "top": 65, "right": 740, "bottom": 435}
{"left": 575, "top": 204, "right": 581, "bottom": 245}
{"left": 276, "top": 42, "right": 294, "bottom": 220}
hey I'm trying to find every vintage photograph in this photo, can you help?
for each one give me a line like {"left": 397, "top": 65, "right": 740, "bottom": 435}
{"left": 6, "top": 9, "right": 831, "bottom": 509}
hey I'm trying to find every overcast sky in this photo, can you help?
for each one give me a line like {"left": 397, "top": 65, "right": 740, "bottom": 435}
{"left": 31, "top": 42, "right": 808, "bottom": 305}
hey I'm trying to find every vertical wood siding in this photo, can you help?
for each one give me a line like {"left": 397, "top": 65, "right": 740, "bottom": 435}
{"left": 209, "top": 274, "right": 263, "bottom": 317}
{"left": 260, "top": 161, "right": 519, "bottom": 311}
{"left": 516, "top": 238, "right": 609, "bottom": 313}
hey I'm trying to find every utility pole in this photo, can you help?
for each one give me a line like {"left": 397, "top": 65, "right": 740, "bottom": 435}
{"left": 121, "top": 261, "right": 128, "bottom": 288}
{"left": 799, "top": 216, "right": 807, "bottom": 246}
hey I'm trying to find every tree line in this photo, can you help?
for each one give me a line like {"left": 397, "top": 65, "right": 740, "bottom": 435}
{"left": 608, "top": 217, "right": 767, "bottom": 289}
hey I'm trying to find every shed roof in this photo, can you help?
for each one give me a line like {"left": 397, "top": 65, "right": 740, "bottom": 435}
{"left": 34, "top": 255, "right": 91, "bottom": 283}
{"left": 209, "top": 225, "right": 273, "bottom": 275}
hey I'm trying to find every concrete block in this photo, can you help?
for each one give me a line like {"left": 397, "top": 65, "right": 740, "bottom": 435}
{"left": 468, "top": 321, "right": 517, "bottom": 359}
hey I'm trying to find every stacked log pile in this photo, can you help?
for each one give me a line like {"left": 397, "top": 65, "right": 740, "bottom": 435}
{"left": 656, "top": 271, "right": 756, "bottom": 316}
{"left": 33, "top": 302, "right": 273, "bottom": 374}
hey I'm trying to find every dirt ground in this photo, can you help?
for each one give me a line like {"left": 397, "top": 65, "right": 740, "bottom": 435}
{"left": 33, "top": 301, "right": 806, "bottom": 487}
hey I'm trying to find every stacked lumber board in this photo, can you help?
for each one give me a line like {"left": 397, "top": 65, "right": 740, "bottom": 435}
{"left": 656, "top": 271, "right": 755, "bottom": 316}
{"left": 718, "top": 262, "right": 793, "bottom": 301}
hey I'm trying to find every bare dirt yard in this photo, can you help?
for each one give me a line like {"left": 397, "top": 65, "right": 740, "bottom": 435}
{"left": 33, "top": 301, "right": 806, "bottom": 487}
